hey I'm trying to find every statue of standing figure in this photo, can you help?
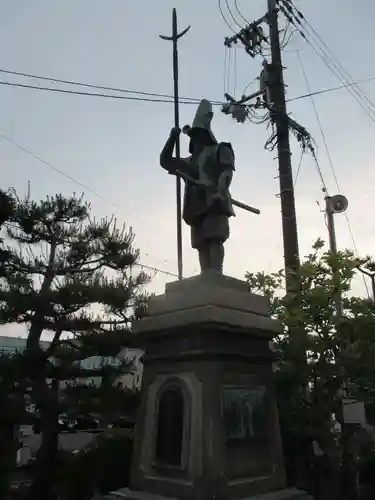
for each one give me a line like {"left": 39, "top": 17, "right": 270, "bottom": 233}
{"left": 160, "top": 99, "right": 235, "bottom": 274}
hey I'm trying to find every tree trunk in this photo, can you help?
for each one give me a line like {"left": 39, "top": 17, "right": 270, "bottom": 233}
{"left": 25, "top": 379, "right": 59, "bottom": 500}
{"left": 0, "top": 421, "right": 17, "bottom": 500}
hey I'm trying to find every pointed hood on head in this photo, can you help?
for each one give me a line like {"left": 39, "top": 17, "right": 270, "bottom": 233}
{"left": 182, "top": 99, "right": 217, "bottom": 144}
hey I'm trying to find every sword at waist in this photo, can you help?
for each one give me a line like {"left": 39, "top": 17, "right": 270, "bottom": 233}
{"left": 173, "top": 168, "right": 260, "bottom": 215}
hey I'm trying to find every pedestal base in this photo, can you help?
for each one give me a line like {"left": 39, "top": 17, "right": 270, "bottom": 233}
{"left": 129, "top": 273, "right": 290, "bottom": 500}
{"left": 100, "top": 487, "right": 313, "bottom": 500}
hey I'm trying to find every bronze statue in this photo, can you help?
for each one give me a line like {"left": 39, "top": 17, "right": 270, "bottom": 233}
{"left": 160, "top": 99, "right": 236, "bottom": 274}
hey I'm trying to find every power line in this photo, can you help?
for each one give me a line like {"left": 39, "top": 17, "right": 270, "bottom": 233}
{"left": 305, "top": 40, "right": 375, "bottom": 123}
{"left": 283, "top": 2, "right": 374, "bottom": 297}
{"left": 296, "top": 50, "right": 337, "bottom": 191}
{"left": 0, "top": 80, "right": 196, "bottom": 104}
{"left": 1, "top": 68, "right": 375, "bottom": 107}
{"left": 0, "top": 133, "right": 178, "bottom": 272}
{"left": 133, "top": 262, "right": 178, "bottom": 278}
{"left": 4, "top": 222, "right": 177, "bottom": 278}
{"left": 297, "top": 9, "right": 375, "bottom": 115}
{"left": 283, "top": 0, "right": 375, "bottom": 123}
{"left": 0, "top": 134, "right": 116, "bottom": 208}
{"left": 225, "top": 0, "right": 242, "bottom": 29}
{"left": 287, "top": 76, "right": 375, "bottom": 103}
{"left": 234, "top": 0, "right": 250, "bottom": 24}
{"left": 295, "top": 49, "right": 370, "bottom": 296}
{"left": 218, "top": 0, "right": 237, "bottom": 33}
{"left": 293, "top": 149, "right": 304, "bottom": 188}
{"left": 0, "top": 67, "right": 203, "bottom": 103}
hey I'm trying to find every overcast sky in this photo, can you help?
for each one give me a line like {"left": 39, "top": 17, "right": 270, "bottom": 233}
{"left": 1, "top": 0, "right": 375, "bottom": 312}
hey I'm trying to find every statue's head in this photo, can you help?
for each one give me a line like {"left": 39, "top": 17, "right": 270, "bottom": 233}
{"left": 183, "top": 127, "right": 215, "bottom": 154}
{"left": 183, "top": 99, "right": 217, "bottom": 153}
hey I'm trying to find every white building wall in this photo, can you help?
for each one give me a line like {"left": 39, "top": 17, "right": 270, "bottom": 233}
{"left": 0, "top": 336, "right": 143, "bottom": 389}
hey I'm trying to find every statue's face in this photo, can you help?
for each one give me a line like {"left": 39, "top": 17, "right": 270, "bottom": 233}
{"left": 189, "top": 129, "right": 210, "bottom": 154}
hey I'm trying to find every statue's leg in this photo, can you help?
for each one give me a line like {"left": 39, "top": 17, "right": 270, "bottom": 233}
{"left": 191, "top": 221, "right": 210, "bottom": 273}
{"left": 208, "top": 241, "right": 224, "bottom": 273}
{"left": 198, "top": 245, "right": 210, "bottom": 271}
{"left": 192, "top": 215, "right": 229, "bottom": 274}
{"left": 200, "top": 214, "right": 229, "bottom": 274}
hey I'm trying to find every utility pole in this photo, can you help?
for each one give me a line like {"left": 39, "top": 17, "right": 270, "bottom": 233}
{"left": 267, "top": 0, "right": 300, "bottom": 283}
{"left": 222, "top": 0, "right": 300, "bottom": 288}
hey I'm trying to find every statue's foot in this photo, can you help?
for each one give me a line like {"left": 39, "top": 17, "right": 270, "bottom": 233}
{"left": 200, "top": 268, "right": 223, "bottom": 277}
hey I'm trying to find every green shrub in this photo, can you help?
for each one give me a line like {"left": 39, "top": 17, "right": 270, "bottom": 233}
{"left": 57, "top": 430, "right": 133, "bottom": 500}
{"left": 359, "top": 452, "right": 375, "bottom": 493}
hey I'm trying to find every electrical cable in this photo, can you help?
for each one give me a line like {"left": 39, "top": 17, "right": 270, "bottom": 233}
{"left": 279, "top": 20, "right": 291, "bottom": 47}
{"left": 0, "top": 134, "right": 115, "bottom": 208}
{"left": 293, "top": 149, "right": 304, "bottom": 188}
{"left": 310, "top": 149, "right": 328, "bottom": 195}
{"left": 0, "top": 133, "right": 181, "bottom": 274}
{"left": 296, "top": 50, "right": 339, "bottom": 190}
{"left": 4, "top": 221, "right": 178, "bottom": 279}
{"left": 290, "top": 2, "right": 375, "bottom": 115}
{"left": 132, "top": 262, "right": 178, "bottom": 278}
{"left": 295, "top": 49, "right": 370, "bottom": 296}
{"left": 281, "top": 27, "right": 297, "bottom": 50}
{"left": 224, "top": 48, "right": 228, "bottom": 95}
{"left": 1, "top": 65, "right": 375, "bottom": 108}
{"left": 0, "top": 68, "right": 201, "bottom": 103}
{"left": 287, "top": 76, "right": 375, "bottom": 103}
{"left": 280, "top": 1, "right": 371, "bottom": 116}
{"left": 0, "top": 80, "right": 202, "bottom": 105}
{"left": 233, "top": 46, "right": 237, "bottom": 95}
{"left": 305, "top": 40, "right": 375, "bottom": 122}
{"left": 282, "top": 0, "right": 375, "bottom": 123}
{"left": 218, "top": 0, "right": 237, "bottom": 33}
{"left": 225, "top": 0, "right": 243, "bottom": 29}
{"left": 242, "top": 77, "right": 257, "bottom": 96}
{"left": 228, "top": 47, "right": 233, "bottom": 94}
{"left": 234, "top": 0, "right": 250, "bottom": 24}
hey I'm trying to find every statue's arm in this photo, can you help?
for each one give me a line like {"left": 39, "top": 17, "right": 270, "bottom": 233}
{"left": 217, "top": 143, "right": 235, "bottom": 195}
{"left": 160, "top": 128, "right": 191, "bottom": 175}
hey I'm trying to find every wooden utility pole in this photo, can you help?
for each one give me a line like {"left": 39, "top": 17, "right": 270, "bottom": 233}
{"left": 222, "top": 1, "right": 300, "bottom": 285}
{"left": 267, "top": 0, "right": 300, "bottom": 285}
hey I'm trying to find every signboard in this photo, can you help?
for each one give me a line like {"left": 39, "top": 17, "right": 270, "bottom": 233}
{"left": 343, "top": 398, "right": 366, "bottom": 426}
{"left": 221, "top": 385, "right": 267, "bottom": 441}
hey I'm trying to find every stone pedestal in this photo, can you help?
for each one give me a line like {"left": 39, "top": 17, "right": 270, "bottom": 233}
{"left": 128, "top": 273, "right": 307, "bottom": 500}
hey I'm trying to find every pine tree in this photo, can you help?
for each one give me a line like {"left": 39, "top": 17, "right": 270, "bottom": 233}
{"left": 0, "top": 192, "right": 149, "bottom": 500}
{"left": 0, "top": 188, "right": 19, "bottom": 500}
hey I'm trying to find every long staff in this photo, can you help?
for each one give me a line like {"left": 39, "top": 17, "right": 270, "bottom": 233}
{"left": 160, "top": 9, "right": 190, "bottom": 281}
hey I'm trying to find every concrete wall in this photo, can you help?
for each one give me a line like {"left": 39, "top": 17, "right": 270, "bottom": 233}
{"left": 18, "top": 425, "right": 98, "bottom": 466}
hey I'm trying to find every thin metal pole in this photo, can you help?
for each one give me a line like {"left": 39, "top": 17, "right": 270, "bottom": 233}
{"left": 160, "top": 10, "right": 190, "bottom": 281}
{"left": 325, "top": 196, "right": 343, "bottom": 317}
{"left": 357, "top": 267, "right": 375, "bottom": 301}
{"left": 325, "top": 196, "right": 359, "bottom": 500}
